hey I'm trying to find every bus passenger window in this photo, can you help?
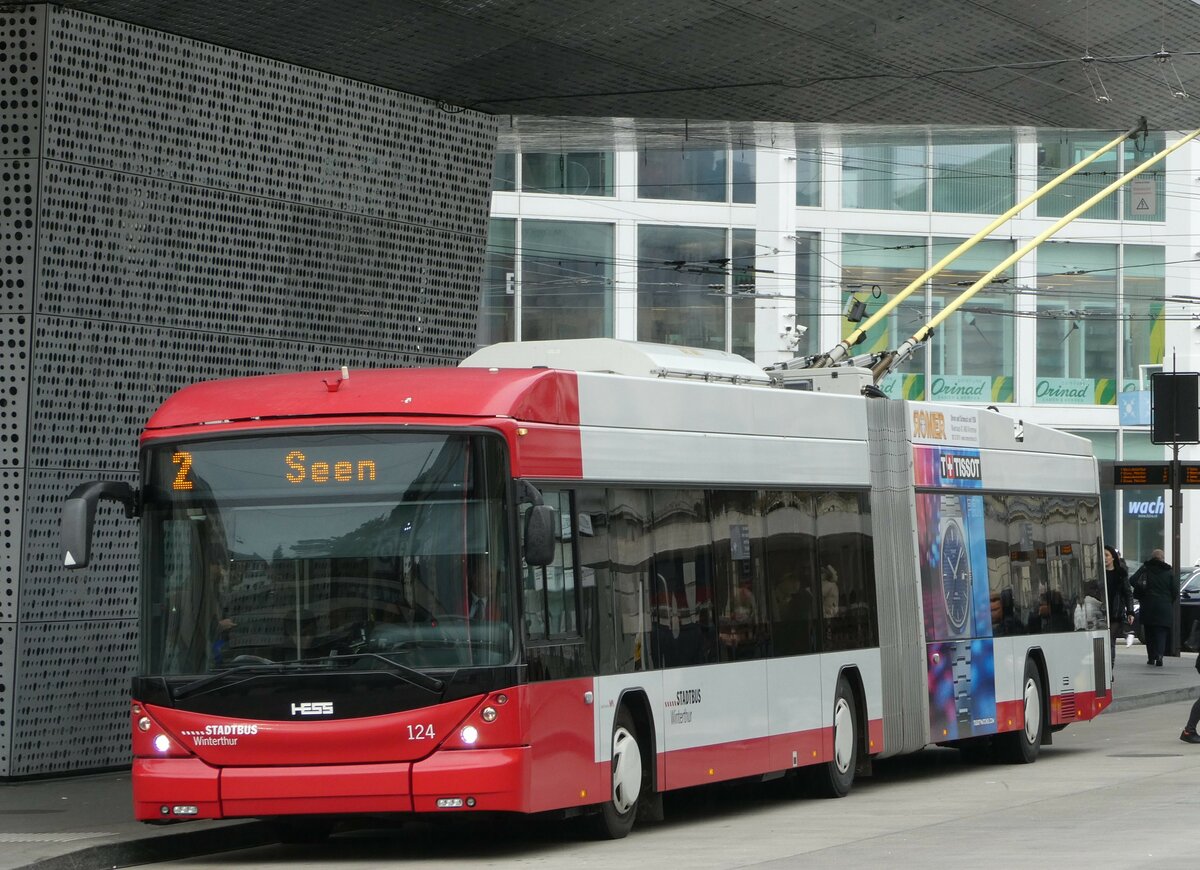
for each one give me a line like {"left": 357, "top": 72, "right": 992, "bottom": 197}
{"left": 709, "top": 490, "right": 766, "bottom": 663}
{"left": 764, "top": 491, "right": 819, "bottom": 657}
{"left": 652, "top": 489, "right": 716, "bottom": 667}
{"left": 607, "top": 489, "right": 653, "bottom": 672}
{"left": 522, "top": 490, "right": 580, "bottom": 641}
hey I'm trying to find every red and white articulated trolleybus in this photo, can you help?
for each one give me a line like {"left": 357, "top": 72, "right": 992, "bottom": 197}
{"left": 62, "top": 338, "right": 1110, "bottom": 839}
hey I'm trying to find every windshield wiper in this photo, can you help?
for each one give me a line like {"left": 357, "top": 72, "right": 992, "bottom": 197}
{"left": 172, "top": 662, "right": 300, "bottom": 701}
{"left": 324, "top": 652, "right": 444, "bottom": 694}
{"left": 170, "top": 653, "right": 444, "bottom": 701}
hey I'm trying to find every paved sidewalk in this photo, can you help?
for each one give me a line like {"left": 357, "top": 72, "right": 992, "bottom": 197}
{"left": 1, "top": 642, "right": 1196, "bottom": 870}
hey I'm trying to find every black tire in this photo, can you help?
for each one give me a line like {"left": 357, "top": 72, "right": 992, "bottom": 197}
{"left": 591, "top": 705, "right": 644, "bottom": 839}
{"left": 997, "top": 658, "right": 1043, "bottom": 764}
{"left": 813, "top": 676, "right": 857, "bottom": 798}
{"left": 267, "top": 817, "right": 334, "bottom": 844}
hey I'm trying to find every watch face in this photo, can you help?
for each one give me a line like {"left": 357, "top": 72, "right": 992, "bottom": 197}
{"left": 940, "top": 518, "right": 971, "bottom": 634}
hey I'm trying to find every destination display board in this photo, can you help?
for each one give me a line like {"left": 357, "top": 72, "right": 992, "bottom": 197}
{"left": 1112, "top": 462, "right": 1200, "bottom": 488}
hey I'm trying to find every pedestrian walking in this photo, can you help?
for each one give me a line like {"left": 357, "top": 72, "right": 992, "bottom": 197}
{"left": 1181, "top": 652, "right": 1200, "bottom": 744}
{"left": 1104, "top": 545, "right": 1134, "bottom": 667}
{"left": 1131, "top": 548, "right": 1177, "bottom": 667}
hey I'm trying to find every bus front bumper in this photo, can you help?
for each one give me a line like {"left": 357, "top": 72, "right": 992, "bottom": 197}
{"left": 133, "top": 746, "right": 533, "bottom": 821}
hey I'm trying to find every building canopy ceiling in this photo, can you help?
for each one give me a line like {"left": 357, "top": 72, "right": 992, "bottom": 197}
{"left": 56, "top": 0, "right": 1200, "bottom": 146}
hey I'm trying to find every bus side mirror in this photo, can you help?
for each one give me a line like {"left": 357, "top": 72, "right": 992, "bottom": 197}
{"left": 523, "top": 504, "right": 556, "bottom": 567}
{"left": 62, "top": 481, "right": 139, "bottom": 569}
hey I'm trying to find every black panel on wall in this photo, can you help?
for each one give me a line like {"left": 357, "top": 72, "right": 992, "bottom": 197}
{"left": 0, "top": 3, "right": 498, "bottom": 777}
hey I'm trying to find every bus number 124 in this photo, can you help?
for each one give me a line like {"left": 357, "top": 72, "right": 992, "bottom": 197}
{"left": 407, "top": 724, "right": 435, "bottom": 740}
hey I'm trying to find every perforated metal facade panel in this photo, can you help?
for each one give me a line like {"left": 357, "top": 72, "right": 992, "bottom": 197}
{"left": 0, "top": 4, "right": 497, "bottom": 777}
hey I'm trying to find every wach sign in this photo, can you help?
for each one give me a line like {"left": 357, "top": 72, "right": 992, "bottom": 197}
{"left": 1127, "top": 496, "right": 1165, "bottom": 518}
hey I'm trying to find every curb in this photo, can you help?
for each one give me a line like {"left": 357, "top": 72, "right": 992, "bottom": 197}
{"left": 25, "top": 821, "right": 276, "bottom": 870}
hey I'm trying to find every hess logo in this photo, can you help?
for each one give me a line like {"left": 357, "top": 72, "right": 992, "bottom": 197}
{"left": 291, "top": 701, "right": 334, "bottom": 716}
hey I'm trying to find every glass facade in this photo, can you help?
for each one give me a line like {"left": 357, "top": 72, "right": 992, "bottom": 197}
{"left": 492, "top": 152, "right": 516, "bottom": 192}
{"left": 637, "top": 225, "right": 750, "bottom": 352}
{"left": 485, "top": 131, "right": 1183, "bottom": 567}
{"left": 1035, "top": 128, "right": 1168, "bottom": 224}
{"left": 1122, "top": 245, "right": 1166, "bottom": 388}
{"left": 490, "top": 151, "right": 612, "bottom": 196}
{"left": 930, "top": 134, "right": 1014, "bottom": 215}
{"left": 732, "top": 146, "right": 756, "bottom": 204}
{"left": 841, "top": 233, "right": 927, "bottom": 397}
{"left": 731, "top": 228, "right": 757, "bottom": 359}
{"left": 793, "top": 232, "right": 820, "bottom": 356}
{"left": 1072, "top": 431, "right": 1166, "bottom": 560}
{"left": 479, "top": 218, "right": 614, "bottom": 344}
{"left": 842, "top": 133, "right": 927, "bottom": 211}
{"left": 479, "top": 217, "right": 515, "bottom": 346}
{"left": 1036, "top": 132, "right": 1120, "bottom": 220}
{"left": 522, "top": 220, "right": 614, "bottom": 340}
{"left": 796, "top": 145, "right": 821, "bottom": 207}
{"left": 640, "top": 145, "right": 755, "bottom": 203}
{"left": 1036, "top": 242, "right": 1118, "bottom": 404}
{"left": 841, "top": 132, "right": 1014, "bottom": 214}
{"left": 929, "top": 238, "right": 1015, "bottom": 403}
{"left": 1124, "top": 133, "right": 1166, "bottom": 221}
{"left": 1035, "top": 242, "right": 1164, "bottom": 405}
{"left": 484, "top": 138, "right": 1176, "bottom": 395}
{"left": 522, "top": 151, "right": 613, "bottom": 196}
{"left": 1116, "top": 433, "right": 1167, "bottom": 565}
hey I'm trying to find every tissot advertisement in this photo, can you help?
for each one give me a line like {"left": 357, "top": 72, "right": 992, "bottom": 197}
{"left": 916, "top": 489, "right": 999, "bottom": 741}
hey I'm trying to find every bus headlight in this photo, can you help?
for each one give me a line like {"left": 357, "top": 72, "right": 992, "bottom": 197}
{"left": 459, "top": 725, "right": 479, "bottom": 745}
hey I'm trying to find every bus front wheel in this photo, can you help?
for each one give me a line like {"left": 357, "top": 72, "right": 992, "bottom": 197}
{"left": 591, "top": 706, "right": 644, "bottom": 839}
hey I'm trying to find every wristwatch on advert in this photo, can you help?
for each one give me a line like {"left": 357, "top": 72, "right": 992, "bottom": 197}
{"left": 939, "top": 494, "right": 973, "bottom": 640}
{"left": 950, "top": 640, "right": 973, "bottom": 728}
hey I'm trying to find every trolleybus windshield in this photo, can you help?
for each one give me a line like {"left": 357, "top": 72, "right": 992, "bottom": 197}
{"left": 140, "top": 431, "right": 515, "bottom": 677}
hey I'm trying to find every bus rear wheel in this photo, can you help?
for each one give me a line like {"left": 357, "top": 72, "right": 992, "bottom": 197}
{"left": 814, "top": 676, "right": 857, "bottom": 798}
{"left": 998, "top": 658, "right": 1043, "bottom": 764}
{"left": 591, "top": 706, "right": 644, "bottom": 839}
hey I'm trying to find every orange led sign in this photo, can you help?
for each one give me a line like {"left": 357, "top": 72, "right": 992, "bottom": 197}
{"left": 1112, "top": 463, "right": 1170, "bottom": 487}
{"left": 171, "top": 451, "right": 194, "bottom": 491}
{"left": 285, "top": 450, "right": 377, "bottom": 484}
{"left": 1112, "top": 462, "right": 1200, "bottom": 488}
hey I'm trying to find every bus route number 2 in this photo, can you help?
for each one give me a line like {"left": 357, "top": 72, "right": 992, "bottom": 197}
{"left": 172, "top": 451, "right": 194, "bottom": 491}
{"left": 407, "top": 724, "right": 435, "bottom": 740}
